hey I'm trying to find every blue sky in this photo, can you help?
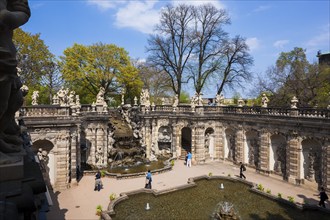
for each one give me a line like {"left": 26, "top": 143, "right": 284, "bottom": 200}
{"left": 23, "top": 0, "right": 330, "bottom": 98}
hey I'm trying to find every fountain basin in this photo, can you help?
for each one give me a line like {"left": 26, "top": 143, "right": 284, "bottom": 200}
{"left": 84, "top": 158, "right": 173, "bottom": 179}
{"left": 106, "top": 176, "right": 330, "bottom": 220}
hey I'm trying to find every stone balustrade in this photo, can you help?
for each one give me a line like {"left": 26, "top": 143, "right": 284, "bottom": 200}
{"left": 20, "top": 104, "right": 330, "bottom": 119}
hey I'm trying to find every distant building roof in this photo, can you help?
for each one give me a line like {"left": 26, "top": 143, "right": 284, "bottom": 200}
{"left": 317, "top": 51, "right": 330, "bottom": 66}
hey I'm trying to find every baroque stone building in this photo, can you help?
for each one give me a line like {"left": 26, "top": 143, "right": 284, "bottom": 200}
{"left": 21, "top": 103, "right": 330, "bottom": 192}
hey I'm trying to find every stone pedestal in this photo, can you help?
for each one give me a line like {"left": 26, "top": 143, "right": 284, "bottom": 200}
{"left": 0, "top": 158, "right": 24, "bottom": 182}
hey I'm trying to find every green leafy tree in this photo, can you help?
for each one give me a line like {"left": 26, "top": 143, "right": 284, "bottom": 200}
{"left": 257, "top": 47, "right": 329, "bottom": 107}
{"left": 59, "top": 43, "right": 141, "bottom": 104}
{"left": 13, "top": 28, "right": 59, "bottom": 104}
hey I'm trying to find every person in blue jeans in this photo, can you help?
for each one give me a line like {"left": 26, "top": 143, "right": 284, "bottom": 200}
{"left": 145, "top": 170, "right": 152, "bottom": 189}
{"left": 186, "top": 151, "right": 192, "bottom": 167}
{"left": 94, "top": 170, "right": 103, "bottom": 191}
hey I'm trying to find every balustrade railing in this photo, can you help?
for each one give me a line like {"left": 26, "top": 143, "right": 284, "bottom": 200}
{"left": 20, "top": 104, "right": 329, "bottom": 119}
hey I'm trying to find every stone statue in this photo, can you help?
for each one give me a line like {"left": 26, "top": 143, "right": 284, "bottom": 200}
{"left": 140, "top": 89, "right": 150, "bottom": 107}
{"left": 215, "top": 93, "right": 224, "bottom": 106}
{"left": 261, "top": 93, "right": 269, "bottom": 108}
{"left": 0, "top": 0, "right": 31, "bottom": 164}
{"left": 290, "top": 96, "right": 298, "bottom": 109}
{"left": 96, "top": 87, "right": 106, "bottom": 105}
{"left": 57, "top": 87, "right": 68, "bottom": 106}
{"left": 31, "top": 90, "right": 39, "bottom": 105}
{"left": 172, "top": 95, "right": 179, "bottom": 107}
{"left": 68, "top": 90, "right": 75, "bottom": 106}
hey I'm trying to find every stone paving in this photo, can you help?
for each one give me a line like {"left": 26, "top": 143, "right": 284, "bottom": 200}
{"left": 46, "top": 160, "right": 328, "bottom": 220}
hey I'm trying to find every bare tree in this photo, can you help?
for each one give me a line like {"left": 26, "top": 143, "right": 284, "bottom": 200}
{"left": 216, "top": 35, "right": 253, "bottom": 95}
{"left": 188, "top": 4, "right": 230, "bottom": 94}
{"left": 134, "top": 61, "right": 174, "bottom": 103}
{"left": 147, "top": 4, "right": 196, "bottom": 97}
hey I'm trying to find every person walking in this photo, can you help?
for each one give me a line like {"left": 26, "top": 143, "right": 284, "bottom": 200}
{"left": 239, "top": 162, "right": 246, "bottom": 179}
{"left": 145, "top": 170, "right": 152, "bottom": 189}
{"left": 318, "top": 187, "right": 329, "bottom": 208}
{"left": 186, "top": 151, "right": 192, "bottom": 168}
{"left": 94, "top": 170, "right": 103, "bottom": 191}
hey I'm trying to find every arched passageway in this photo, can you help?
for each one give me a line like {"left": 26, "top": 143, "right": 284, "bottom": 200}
{"left": 269, "top": 134, "right": 286, "bottom": 177}
{"left": 205, "top": 128, "right": 215, "bottom": 160}
{"left": 224, "top": 128, "right": 235, "bottom": 161}
{"left": 244, "top": 130, "right": 259, "bottom": 167}
{"left": 181, "top": 127, "right": 192, "bottom": 156}
{"left": 32, "top": 140, "right": 56, "bottom": 188}
{"left": 301, "top": 139, "right": 322, "bottom": 188}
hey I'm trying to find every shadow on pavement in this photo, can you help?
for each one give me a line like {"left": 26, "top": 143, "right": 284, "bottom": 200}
{"left": 46, "top": 190, "right": 67, "bottom": 220}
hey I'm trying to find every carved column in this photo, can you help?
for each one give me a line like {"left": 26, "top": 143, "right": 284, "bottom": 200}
{"left": 171, "top": 121, "right": 179, "bottom": 158}
{"left": 76, "top": 124, "right": 81, "bottom": 171}
{"left": 144, "top": 119, "right": 151, "bottom": 159}
{"left": 287, "top": 132, "right": 300, "bottom": 184}
{"left": 235, "top": 126, "right": 244, "bottom": 163}
{"left": 194, "top": 123, "right": 205, "bottom": 164}
{"left": 152, "top": 119, "right": 159, "bottom": 155}
{"left": 214, "top": 122, "right": 223, "bottom": 160}
{"left": 259, "top": 129, "right": 270, "bottom": 174}
{"left": 70, "top": 132, "right": 77, "bottom": 185}
{"left": 55, "top": 132, "right": 70, "bottom": 190}
{"left": 85, "top": 128, "right": 95, "bottom": 165}
{"left": 324, "top": 139, "right": 330, "bottom": 191}
{"left": 96, "top": 126, "right": 106, "bottom": 166}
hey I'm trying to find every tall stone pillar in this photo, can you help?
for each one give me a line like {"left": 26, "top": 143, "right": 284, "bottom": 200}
{"left": 287, "top": 132, "right": 300, "bottom": 184}
{"left": 324, "top": 139, "right": 330, "bottom": 191}
{"left": 152, "top": 119, "right": 159, "bottom": 155}
{"left": 235, "top": 126, "right": 244, "bottom": 163}
{"left": 85, "top": 128, "right": 95, "bottom": 165}
{"left": 96, "top": 127, "right": 106, "bottom": 166}
{"left": 194, "top": 123, "right": 205, "bottom": 164}
{"left": 76, "top": 125, "right": 81, "bottom": 171}
{"left": 145, "top": 119, "right": 151, "bottom": 159}
{"left": 171, "top": 122, "right": 179, "bottom": 158}
{"left": 259, "top": 129, "right": 270, "bottom": 174}
{"left": 55, "top": 132, "right": 70, "bottom": 190}
{"left": 214, "top": 122, "right": 223, "bottom": 160}
{"left": 70, "top": 132, "right": 77, "bottom": 185}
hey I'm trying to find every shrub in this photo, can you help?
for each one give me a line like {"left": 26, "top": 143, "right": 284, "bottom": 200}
{"left": 96, "top": 205, "right": 102, "bottom": 216}
{"left": 257, "top": 184, "right": 264, "bottom": 191}
{"left": 266, "top": 189, "right": 271, "bottom": 194}
{"left": 208, "top": 172, "right": 213, "bottom": 177}
{"left": 288, "top": 196, "right": 295, "bottom": 203}
{"left": 257, "top": 183, "right": 265, "bottom": 191}
{"left": 277, "top": 193, "right": 282, "bottom": 198}
{"left": 170, "top": 160, "right": 175, "bottom": 167}
{"left": 109, "top": 193, "right": 117, "bottom": 201}
{"left": 100, "top": 170, "right": 106, "bottom": 177}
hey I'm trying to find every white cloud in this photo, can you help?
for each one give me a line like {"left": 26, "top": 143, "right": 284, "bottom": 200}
{"left": 171, "top": 0, "right": 225, "bottom": 9}
{"left": 253, "top": 5, "right": 271, "bottom": 13}
{"left": 273, "top": 40, "right": 289, "bottom": 49}
{"left": 246, "top": 37, "right": 260, "bottom": 52}
{"left": 87, "top": 0, "right": 127, "bottom": 11}
{"left": 115, "top": 1, "right": 160, "bottom": 34}
{"left": 306, "top": 30, "right": 330, "bottom": 47}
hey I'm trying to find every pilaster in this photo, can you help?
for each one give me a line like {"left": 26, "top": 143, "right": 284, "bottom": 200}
{"left": 194, "top": 123, "right": 205, "bottom": 164}
{"left": 287, "top": 132, "right": 300, "bottom": 184}
{"left": 235, "top": 126, "right": 244, "bottom": 163}
{"left": 259, "top": 129, "right": 270, "bottom": 174}
{"left": 214, "top": 123, "right": 223, "bottom": 160}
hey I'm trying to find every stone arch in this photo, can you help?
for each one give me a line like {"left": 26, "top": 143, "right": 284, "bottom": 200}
{"left": 158, "top": 126, "right": 172, "bottom": 152}
{"left": 244, "top": 130, "right": 259, "bottom": 167}
{"left": 269, "top": 134, "right": 286, "bottom": 175}
{"left": 181, "top": 127, "right": 192, "bottom": 154}
{"left": 32, "top": 139, "right": 56, "bottom": 189}
{"left": 204, "top": 127, "right": 215, "bottom": 160}
{"left": 301, "top": 138, "right": 322, "bottom": 186}
{"left": 224, "top": 128, "right": 235, "bottom": 161}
